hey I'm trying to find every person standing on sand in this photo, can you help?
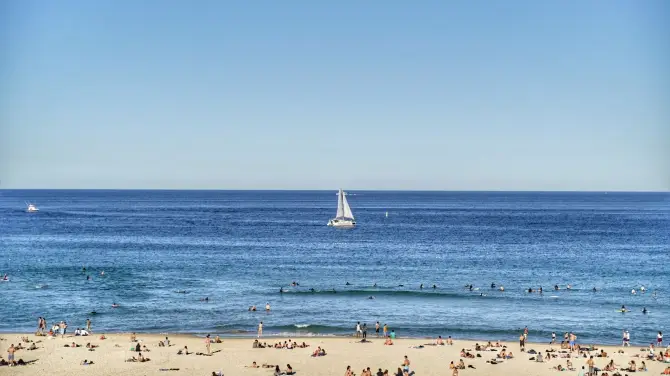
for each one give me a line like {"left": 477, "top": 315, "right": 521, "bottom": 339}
{"left": 258, "top": 322, "right": 263, "bottom": 338}
{"left": 356, "top": 322, "right": 361, "bottom": 338}
{"left": 7, "top": 344, "right": 15, "bottom": 366}
{"left": 523, "top": 326, "right": 528, "bottom": 340}
{"left": 551, "top": 332, "right": 556, "bottom": 345}
{"left": 519, "top": 333, "right": 525, "bottom": 352}
{"left": 375, "top": 322, "right": 380, "bottom": 337}
{"left": 362, "top": 323, "right": 368, "bottom": 340}
{"left": 205, "top": 334, "right": 211, "bottom": 355}
{"left": 587, "top": 355, "right": 595, "bottom": 376}
{"left": 86, "top": 318, "right": 91, "bottom": 333}
{"left": 383, "top": 324, "right": 388, "bottom": 338}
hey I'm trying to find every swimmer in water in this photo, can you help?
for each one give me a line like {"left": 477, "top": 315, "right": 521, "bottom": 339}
{"left": 469, "top": 285, "right": 473, "bottom": 291}
{"left": 309, "top": 288, "right": 315, "bottom": 292}
{"left": 346, "top": 282, "right": 351, "bottom": 286}
{"left": 554, "top": 285, "right": 559, "bottom": 291}
{"left": 528, "top": 288, "right": 533, "bottom": 293}
{"left": 621, "top": 305, "right": 627, "bottom": 312}
{"left": 432, "top": 284, "right": 437, "bottom": 289}
{"left": 279, "top": 287, "right": 284, "bottom": 294}
{"left": 631, "top": 289, "right": 636, "bottom": 295}
{"left": 368, "top": 296, "right": 375, "bottom": 300}
{"left": 373, "top": 283, "right": 377, "bottom": 287}
{"left": 491, "top": 282, "right": 496, "bottom": 288}
{"left": 200, "top": 297, "right": 209, "bottom": 302}
{"left": 86, "top": 275, "right": 91, "bottom": 280}
{"left": 100, "top": 271, "right": 105, "bottom": 276}
{"left": 593, "top": 287, "right": 597, "bottom": 292}
{"left": 112, "top": 303, "right": 119, "bottom": 308}
{"left": 420, "top": 284, "right": 424, "bottom": 289}
{"left": 539, "top": 287, "right": 543, "bottom": 294}
{"left": 398, "top": 284, "right": 404, "bottom": 287}
{"left": 567, "top": 284, "right": 572, "bottom": 290}
{"left": 332, "top": 288, "right": 336, "bottom": 293}
{"left": 642, "top": 307, "right": 648, "bottom": 314}
{"left": 499, "top": 286, "right": 505, "bottom": 292}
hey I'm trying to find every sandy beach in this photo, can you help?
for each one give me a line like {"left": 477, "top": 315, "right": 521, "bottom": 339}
{"left": 2, "top": 332, "right": 669, "bottom": 376}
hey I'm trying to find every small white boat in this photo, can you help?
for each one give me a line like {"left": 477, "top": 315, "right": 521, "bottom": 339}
{"left": 328, "top": 189, "right": 356, "bottom": 228}
{"left": 26, "top": 202, "right": 39, "bottom": 212}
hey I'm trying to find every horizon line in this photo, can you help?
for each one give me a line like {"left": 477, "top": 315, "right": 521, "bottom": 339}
{"left": 0, "top": 188, "right": 668, "bottom": 193}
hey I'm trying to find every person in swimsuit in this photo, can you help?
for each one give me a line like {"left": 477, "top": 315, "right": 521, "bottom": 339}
{"left": 258, "top": 322, "right": 263, "bottom": 338}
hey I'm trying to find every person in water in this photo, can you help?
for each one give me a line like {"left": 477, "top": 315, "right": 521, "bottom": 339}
{"left": 593, "top": 287, "right": 597, "bottom": 292}
{"left": 621, "top": 305, "right": 627, "bottom": 312}
{"left": 420, "top": 284, "right": 423, "bottom": 289}
{"left": 432, "top": 284, "right": 437, "bottom": 289}
{"left": 642, "top": 307, "right": 648, "bottom": 314}
{"left": 279, "top": 287, "right": 284, "bottom": 293}
{"left": 554, "top": 285, "right": 559, "bottom": 290}
{"left": 491, "top": 282, "right": 496, "bottom": 288}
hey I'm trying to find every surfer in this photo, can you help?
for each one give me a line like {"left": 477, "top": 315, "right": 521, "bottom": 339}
{"left": 200, "top": 297, "right": 209, "bottom": 302}
{"left": 346, "top": 282, "right": 351, "bottom": 286}
{"left": 309, "top": 288, "right": 315, "bottom": 293}
{"left": 398, "top": 284, "right": 404, "bottom": 287}
{"left": 432, "top": 284, "right": 437, "bottom": 289}
{"left": 279, "top": 287, "right": 284, "bottom": 294}
{"left": 468, "top": 285, "right": 473, "bottom": 291}
{"left": 420, "top": 284, "right": 424, "bottom": 289}
{"left": 368, "top": 296, "right": 375, "bottom": 300}
{"left": 539, "top": 287, "right": 543, "bottom": 294}
{"left": 112, "top": 303, "right": 119, "bottom": 308}
{"left": 593, "top": 287, "right": 597, "bottom": 292}
{"left": 621, "top": 305, "right": 627, "bottom": 312}
{"left": 491, "top": 282, "right": 496, "bottom": 289}
{"left": 332, "top": 288, "right": 336, "bottom": 293}
{"left": 86, "top": 275, "right": 91, "bottom": 280}
{"left": 642, "top": 307, "right": 648, "bottom": 314}
{"left": 554, "top": 285, "right": 559, "bottom": 291}
{"left": 528, "top": 288, "right": 533, "bottom": 293}
{"left": 373, "top": 283, "right": 377, "bottom": 287}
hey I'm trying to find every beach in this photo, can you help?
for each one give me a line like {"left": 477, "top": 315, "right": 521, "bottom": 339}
{"left": 2, "top": 332, "right": 669, "bottom": 375}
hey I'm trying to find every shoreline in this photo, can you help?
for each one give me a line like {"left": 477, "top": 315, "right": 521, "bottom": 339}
{"left": 0, "top": 328, "right": 660, "bottom": 348}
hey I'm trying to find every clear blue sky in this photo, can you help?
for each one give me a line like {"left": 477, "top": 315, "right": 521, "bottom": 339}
{"left": 1, "top": 0, "right": 668, "bottom": 191}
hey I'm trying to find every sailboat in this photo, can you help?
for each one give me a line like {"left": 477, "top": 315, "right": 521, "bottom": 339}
{"left": 327, "top": 189, "right": 356, "bottom": 228}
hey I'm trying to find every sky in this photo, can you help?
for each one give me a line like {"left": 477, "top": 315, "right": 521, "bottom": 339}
{"left": 1, "top": 0, "right": 668, "bottom": 191}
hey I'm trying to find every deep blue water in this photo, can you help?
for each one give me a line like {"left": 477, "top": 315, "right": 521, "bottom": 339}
{"left": 0, "top": 190, "right": 668, "bottom": 345}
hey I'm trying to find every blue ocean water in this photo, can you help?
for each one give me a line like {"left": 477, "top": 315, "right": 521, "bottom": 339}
{"left": 0, "top": 190, "right": 668, "bottom": 345}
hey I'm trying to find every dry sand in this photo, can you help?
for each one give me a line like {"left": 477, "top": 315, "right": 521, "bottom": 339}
{"left": 1, "top": 332, "right": 668, "bottom": 375}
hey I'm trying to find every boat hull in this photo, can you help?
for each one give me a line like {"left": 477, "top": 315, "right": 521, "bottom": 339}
{"left": 328, "top": 218, "right": 356, "bottom": 228}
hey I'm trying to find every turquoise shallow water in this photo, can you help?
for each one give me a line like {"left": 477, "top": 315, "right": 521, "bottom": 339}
{"left": 0, "top": 190, "right": 668, "bottom": 345}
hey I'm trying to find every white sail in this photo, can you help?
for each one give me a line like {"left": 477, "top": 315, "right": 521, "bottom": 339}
{"left": 342, "top": 191, "right": 354, "bottom": 219}
{"left": 336, "top": 189, "right": 345, "bottom": 218}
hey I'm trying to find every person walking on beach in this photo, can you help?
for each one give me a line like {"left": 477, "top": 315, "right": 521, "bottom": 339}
{"left": 86, "top": 318, "right": 91, "bottom": 333}
{"left": 355, "top": 322, "right": 361, "bottom": 338}
{"left": 375, "top": 322, "right": 380, "bottom": 337}
{"left": 383, "top": 323, "right": 388, "bottom": 338}
{"left": 257, "top": 322, "right": 263, "bottom": 338}
{"left": 519, "top": 333, "right": 525, "bottom": 352}
{"left": 205, "top": 334, "right": 211, "bottom": 355}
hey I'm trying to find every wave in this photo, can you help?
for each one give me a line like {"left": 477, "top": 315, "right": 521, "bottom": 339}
{"left": 279, "top": 288, "right": 474, "bottom": 299}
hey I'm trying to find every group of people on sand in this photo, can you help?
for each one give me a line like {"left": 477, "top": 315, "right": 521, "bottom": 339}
{"left": 242, "top": 362, "right": 294, "bottom": 375}
{"left": 344, "top": 355, "right": 415, "bottom": 376}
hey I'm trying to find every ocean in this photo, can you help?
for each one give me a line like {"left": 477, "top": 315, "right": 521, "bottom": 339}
{"left": 0, "top": 190, "right": 668, "bottom": 346}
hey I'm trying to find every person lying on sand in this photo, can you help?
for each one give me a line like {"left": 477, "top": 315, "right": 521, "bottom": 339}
{"left": 246, "top": 361, "right": 259, "bottom": 368}
{"left": 80, "top": 359, "right": 94, "bottom": 365}
{"left": 553, "top": 363, "right": 565, "bottom": 371}
{"left": 262, "top": 364, "right": 277, "bottom": 368}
